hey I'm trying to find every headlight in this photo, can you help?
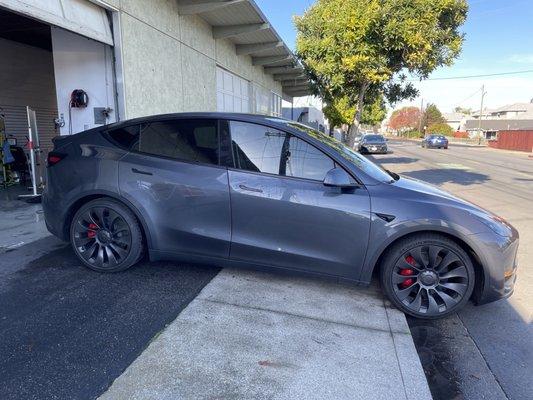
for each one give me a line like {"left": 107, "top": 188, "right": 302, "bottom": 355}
{"left": 472, "top": 212, "right": 512, "bottom": 237}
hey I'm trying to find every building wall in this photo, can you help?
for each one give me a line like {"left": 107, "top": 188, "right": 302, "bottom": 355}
{"left": 51, "top": 27, "right": 116, "bottom": 135}
{"left": 114, "top": 0, "right": 282, "bottom": 119}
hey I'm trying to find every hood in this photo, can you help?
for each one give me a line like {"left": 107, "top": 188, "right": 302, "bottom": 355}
{"left": 393, "top": 175, "right": 486, "bottom": 213}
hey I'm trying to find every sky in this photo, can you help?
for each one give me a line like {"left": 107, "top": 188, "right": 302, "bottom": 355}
{"left": 255, "top": 0, "right": 533, "bottom": 114}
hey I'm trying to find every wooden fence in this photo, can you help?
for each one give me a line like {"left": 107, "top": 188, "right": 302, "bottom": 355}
{"left": 488, "top": 130, "right": 533, "bottom": 152}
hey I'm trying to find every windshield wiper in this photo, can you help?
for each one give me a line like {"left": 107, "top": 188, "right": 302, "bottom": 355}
{"left": 385, "top": 169, "right": 400, "bottom": 182}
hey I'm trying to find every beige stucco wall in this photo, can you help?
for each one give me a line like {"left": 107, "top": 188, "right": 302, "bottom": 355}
{"left": 114, "top": 0, "right": 282, "bottom": 119}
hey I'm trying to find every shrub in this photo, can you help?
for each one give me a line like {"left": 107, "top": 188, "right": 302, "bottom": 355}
{"left": 427, "top": 122, "right": 454, "bottom": 136}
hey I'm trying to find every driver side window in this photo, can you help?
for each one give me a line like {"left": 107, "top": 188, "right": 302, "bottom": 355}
{"left": 229, "top": 121, "right": 335, "bottom": 181}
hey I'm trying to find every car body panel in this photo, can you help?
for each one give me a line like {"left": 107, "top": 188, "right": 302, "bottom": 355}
{"left": 118, "top": 152, "right": 231, "bottom": 258}
{"left": 227, "top": 169, "right": 371, "bottom": 279}
{"left": 422, "top": 135, "right": 449, "bottom": 148}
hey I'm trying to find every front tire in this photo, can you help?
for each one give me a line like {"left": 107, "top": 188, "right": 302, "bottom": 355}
{"left": 380, "top": 233, "right": 475, "bottom": 319}
{"left": 70, "top": 198, "right": 144, "bottom": 272}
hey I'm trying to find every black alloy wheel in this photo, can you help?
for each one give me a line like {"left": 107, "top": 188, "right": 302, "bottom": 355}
{"left": 71, "top": 199, "right": 144, "bottom": 272}
{"left": 381, "top": 233, "right": 475, "bottom": 319}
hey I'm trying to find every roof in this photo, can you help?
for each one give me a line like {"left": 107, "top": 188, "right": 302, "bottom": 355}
{"left": 443, "top": 112, "right": 466, "bottom": 121}
{"left": 464, "top": 119, "right": 533, "bottom": 131}
{"left": 493, "top": 102, "right": 533, "bottom": 113}
{"left": 177, "top": 0, "right": 310, "bottom": 98}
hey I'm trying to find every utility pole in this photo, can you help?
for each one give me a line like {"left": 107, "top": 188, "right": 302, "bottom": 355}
{"left": 418, "top": 98, "right": 424, "bottom": 137}
{"left": 477, "top": 85, "right": 486, "bottom": 145}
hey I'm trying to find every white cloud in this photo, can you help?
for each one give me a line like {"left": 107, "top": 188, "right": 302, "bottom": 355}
{"left": 507, "top": 54, "right": 533, "bottom": 64}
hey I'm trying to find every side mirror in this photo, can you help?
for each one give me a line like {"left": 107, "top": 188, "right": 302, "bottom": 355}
{"left": 323, "top": 168, "right": 358, "bottom": 188}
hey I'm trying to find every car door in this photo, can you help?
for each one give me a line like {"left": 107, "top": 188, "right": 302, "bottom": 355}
{"left": 226, "top": 120, "right": 371, "bottom": 280}
{"left": 113, "top": 118, "right": 231, "bottom": 258}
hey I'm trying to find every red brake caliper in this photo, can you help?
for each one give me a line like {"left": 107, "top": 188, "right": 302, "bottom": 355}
{"left": 87, "top": 223, "right": 98, "bottom": 239}
{"left": 399, "top": 255, "right": 416, "bottom": 288}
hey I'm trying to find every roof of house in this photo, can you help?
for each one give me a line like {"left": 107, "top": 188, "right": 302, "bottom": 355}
{"left": 443, "top": 112, "right": 466, "bottom": 121}
{"left": 493, "top": 102, "right": 533, "bottom": 113}
{"left": 179, "top": 0, "right": 310, "bottom": 98}
{"left": 464, "top": 119, "right": 533, "bottom": 131}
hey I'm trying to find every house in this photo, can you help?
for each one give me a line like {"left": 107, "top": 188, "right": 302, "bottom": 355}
{"left": 443, "top": 112, "right": 467, "bottom": 131}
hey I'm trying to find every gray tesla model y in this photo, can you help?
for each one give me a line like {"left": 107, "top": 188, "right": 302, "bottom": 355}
{"left": 43, "top": 113, "right": 519, "bottom": 319}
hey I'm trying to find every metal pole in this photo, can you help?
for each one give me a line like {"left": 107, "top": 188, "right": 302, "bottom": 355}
{"left": 27, "top": 106, "right": 38, "bottom": 196}
{"left": 418, "top": 98, "right": 424, "bottom": 137}
{"left": 477, "top": 85, "right": 486, "bottom": 145}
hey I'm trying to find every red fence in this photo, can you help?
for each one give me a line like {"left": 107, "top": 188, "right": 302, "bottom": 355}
{"left": 488, "top": 130, "right": 533, "bottom": 152}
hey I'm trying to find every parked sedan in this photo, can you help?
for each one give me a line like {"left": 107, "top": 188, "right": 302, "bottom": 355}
{"left": 43, "top": 113, "right": 518, "bottom": 319}
{"left": 422, "top": 134, "right": 449, "bottom": 149}
{"left": 359, "top": 134, "right": 388, "bottom": 154}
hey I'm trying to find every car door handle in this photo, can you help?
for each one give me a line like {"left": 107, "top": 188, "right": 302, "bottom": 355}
{"left": 131, "top": 168, "right": 153, "bottom": 176}
{"left": 238, "top": 184, "right": 263, "bottom": 193}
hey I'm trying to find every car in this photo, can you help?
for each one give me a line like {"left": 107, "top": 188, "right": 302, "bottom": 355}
{"left": 422, "top": 134, "right": 449, "bottom": 149}
{"left": 358, "top": 134, "right": 388, "bottom": 154}
{"left": 43, "top": 113, "right": 519, "bottom": 319}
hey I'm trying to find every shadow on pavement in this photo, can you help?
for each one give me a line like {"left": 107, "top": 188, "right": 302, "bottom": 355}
{"left": 372, "top": 156, "right": 419, "bottom": 164}
{"left": 402, "top": 169, "right": 490, "bottom": 186}
{"left": 0, "top": 245, "right": 220, "bottom": 400}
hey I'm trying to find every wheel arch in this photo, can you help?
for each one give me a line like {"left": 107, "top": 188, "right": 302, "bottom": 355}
{"left": 62, "top": 192, "right": 153, "bottom": 250}
{"left": 368, "top": 229, "right": 485, "bottom": 302}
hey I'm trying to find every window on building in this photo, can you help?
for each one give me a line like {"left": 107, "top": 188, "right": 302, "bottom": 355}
{"left": 119, "top": 119, "right": 220, "bottom": 165}
{"left": 229, "top": 121, "right": 334, "bottom": 181}
{"left": 216, "top": 67, "right": 250, "bottom": 113}
{"left": 271, "top": 92, "right": 282, "bottom": 117}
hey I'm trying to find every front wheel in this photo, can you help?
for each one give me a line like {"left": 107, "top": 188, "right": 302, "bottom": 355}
{"left": 70, "top": 198, "right": 144, "bottom": 272}
{"left": 380, "top": 233, "right": 475, "bottom": 319}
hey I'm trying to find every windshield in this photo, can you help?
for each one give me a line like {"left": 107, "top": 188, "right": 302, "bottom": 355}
{"left": 363, "top": 134, "right": 385, "bottom": 142}
{"left": 286, "top": 122, "right": 394, "bottom": 183}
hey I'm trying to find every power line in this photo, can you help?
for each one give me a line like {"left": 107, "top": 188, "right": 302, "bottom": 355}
{"left": 406, "top": 69, "right": 533, "bottom": 81}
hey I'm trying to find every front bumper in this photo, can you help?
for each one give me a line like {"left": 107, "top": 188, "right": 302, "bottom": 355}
{"left": 469, "top": 228, "right": 519, "bottom": 305}
{"left": 363, "top": 145, "right": 388, "bottom": 153}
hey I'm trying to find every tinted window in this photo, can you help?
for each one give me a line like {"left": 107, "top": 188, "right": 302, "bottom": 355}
{"left": 230, "top": 121, "right": 334, "bottom": 181}
{"left": 107, "top": 125, "right": 140, "bottom": 149}
{"left": 134, "top": 119, "right": 219, "bottom": 165}
{"left": 363, "top": 135, "right": 384, "bottom": 142}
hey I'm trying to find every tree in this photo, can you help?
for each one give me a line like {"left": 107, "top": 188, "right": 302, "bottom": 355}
{"left": 323, "top": 95, "right": 355, "bottom": 132}
{"left": 453, "top": 106, "right": 472, "bottom": 115}
{"left": 361, "top": 95, "right": 387, "bottom": 129}
{"left": 423, "top": 103, "right": 446, "bottom": 130}
{"left": 427, "top": 122, "right": 454, "bottom": 136}
{"left": 295, "top": 0, "right": 468, "bottom": 147}
{"left": 389, "top": 107, "right": 421, "bottom": 133}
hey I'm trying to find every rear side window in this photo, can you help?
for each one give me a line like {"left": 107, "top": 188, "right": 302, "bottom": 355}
{"left": 229, "top": 120, "right": 334, "bottom": 181}
{"left": 107, "top": 125, "right": 140, "bottom": 149}
{"left": 109, "top": 119, "right": 220, "bottom": 165}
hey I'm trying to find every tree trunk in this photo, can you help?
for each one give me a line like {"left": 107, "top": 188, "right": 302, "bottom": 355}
{"left": 328, "top": 124, "right": 334, "bottom": 137}
{"left": 346, "top": 82, "right": 369, "bottom": 148}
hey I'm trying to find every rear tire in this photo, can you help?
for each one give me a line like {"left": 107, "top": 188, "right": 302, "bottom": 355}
{"left": 70, "top": 198, "right": 144, "bottom": 272}
{"left": 380, "top": 233, "right": 475, "bottom": 319}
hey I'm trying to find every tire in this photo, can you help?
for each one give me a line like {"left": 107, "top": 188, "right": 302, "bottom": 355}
{"left": 70, "top": 198, "right": 144, "bottom": 272}
{"left": 380, "top": 233, "right": 475, "bottom": 319}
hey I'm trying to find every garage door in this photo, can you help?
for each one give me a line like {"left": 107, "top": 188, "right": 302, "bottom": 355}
{"left": 0, "top": 0, "right": 113, "bottom": 45}
{"left": 216, "top": 67, "right": 250, "bottom": 113}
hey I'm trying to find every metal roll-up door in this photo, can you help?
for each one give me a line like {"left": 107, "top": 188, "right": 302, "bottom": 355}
{"left": 0, "top": 0, "right": 113, "bottom": 45}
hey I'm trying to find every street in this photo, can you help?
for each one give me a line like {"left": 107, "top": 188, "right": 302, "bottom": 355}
{"left": 370, "top": 140, "right": 532, "bottom": 400}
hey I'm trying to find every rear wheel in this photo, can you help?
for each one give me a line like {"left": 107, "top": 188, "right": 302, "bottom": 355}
{"left": 70, "top": 198, "right": 144, "bottom": 272}
{"left": 381, "top": 233, "right": 475, "bottom": 319}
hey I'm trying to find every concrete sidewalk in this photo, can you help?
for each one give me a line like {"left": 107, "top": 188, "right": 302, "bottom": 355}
{"left": 99, "top": 268, "right": 431, "bottom": 400}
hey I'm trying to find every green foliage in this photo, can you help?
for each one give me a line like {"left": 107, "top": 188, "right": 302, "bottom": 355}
{"left": 322, "top": 95, "right": 356, "bottom": 128}
{"left": 453, "top": 106, "right": 472, "bottom": 114}
{"left": 361, "top": 95, "right": 387, "bottom": 126}
{"left": 404, "top": 130, "right": 423, "bottom": 138}
{"left": 427, "top": 122, "right": 454, "bottom": 136}
{"left": 295, "top": 0, "right": 468, "bottom": 142}
{"left": 423, "top": 103, "right": 445, "bottom": 127}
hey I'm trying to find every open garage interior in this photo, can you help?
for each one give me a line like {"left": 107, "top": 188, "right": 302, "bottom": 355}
{"left": 0, "top": 1, "right": 118, "bottom": 195}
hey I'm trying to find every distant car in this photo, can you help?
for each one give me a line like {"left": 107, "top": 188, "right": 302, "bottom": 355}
{"left": 42, "top": 113, "right": 519, "bottom": 319}
{"left": 359, "top": 134, "right": 388, "bottom": 154}
{"left": 422, "top": 134, "right": 449, "bottom": 149}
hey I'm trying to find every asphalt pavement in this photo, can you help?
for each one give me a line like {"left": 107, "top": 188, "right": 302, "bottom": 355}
{"left": 0, "top": 237, "right": 219, "bottom": 400}
{"left": 371, "top": 140, "right": 533, "bottom": 400}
